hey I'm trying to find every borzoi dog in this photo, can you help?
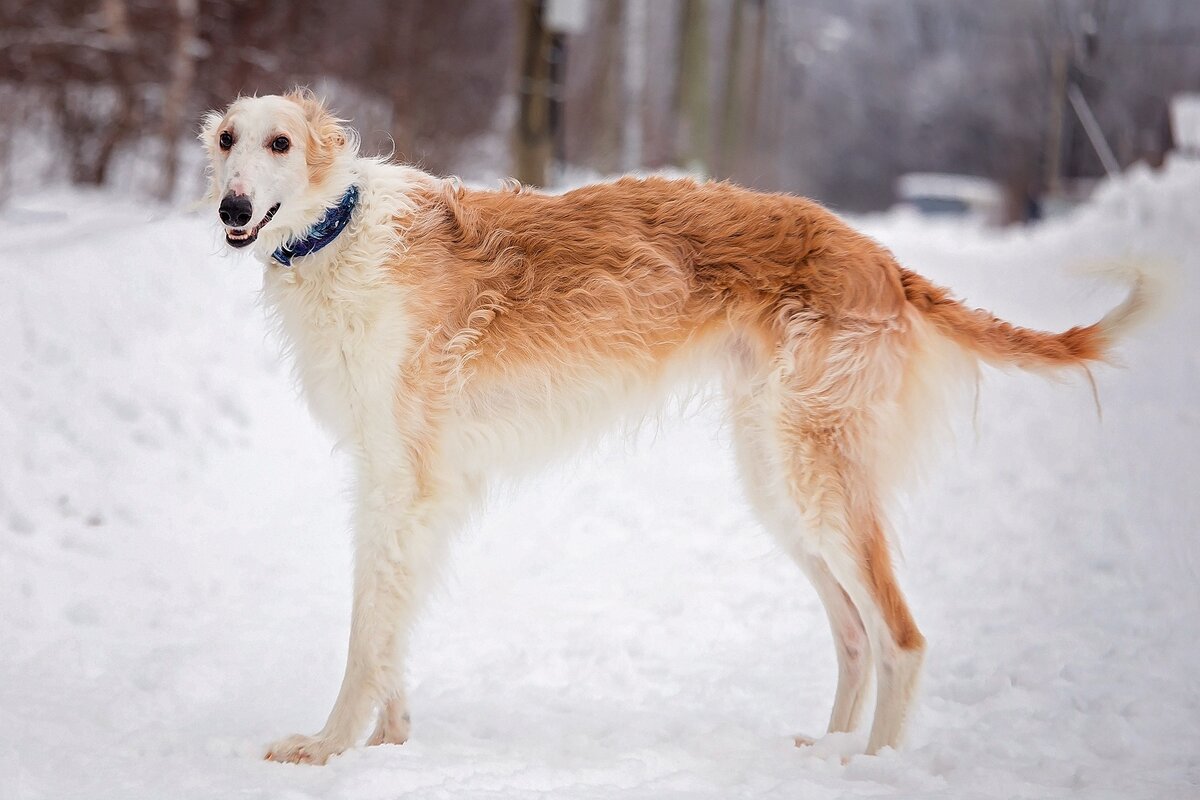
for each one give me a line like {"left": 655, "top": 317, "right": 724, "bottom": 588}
{"left": 201, "top": 90, "right": 1145, "bottom": 765}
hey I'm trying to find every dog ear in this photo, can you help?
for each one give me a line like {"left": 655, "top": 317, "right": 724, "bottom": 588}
{"left": 285, "top": 87, "right": 353, "bottom": 184}
{"left": 198, "top": 109, "right": 226, "bottom": 203}
{"left": 198, "top": 110, "right": 223, "bottom": 144}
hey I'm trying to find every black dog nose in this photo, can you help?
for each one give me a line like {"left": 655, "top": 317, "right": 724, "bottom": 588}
{"left": 219, "top": 194, "right": 253, "bottom": 227}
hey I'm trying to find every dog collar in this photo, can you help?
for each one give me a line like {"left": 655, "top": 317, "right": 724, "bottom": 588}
{"left": 272, "top": 184, "right": 360, "bottom": 267}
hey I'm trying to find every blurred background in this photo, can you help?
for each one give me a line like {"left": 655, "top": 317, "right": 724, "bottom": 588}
{"left": 2, "top": 0, "right": 1199, "bottom": 222}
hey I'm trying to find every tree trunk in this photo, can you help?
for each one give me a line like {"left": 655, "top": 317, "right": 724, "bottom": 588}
{"left": 743, "top": 0, "right": 769, "bottom": 180}
{"left": 622, "top": 0, "right": 648, "bottom": 171}
{"left": 386, "top": 3, "right": 421, "bottom": 165}
{"left": 513, "top": 0, "right": 554, "bottom": 187}
{"left": 716, "top": 0, "right": 746, "bottom": 178}
{"left": 68, "top": 0, "right": 138, "bottom": 186}
{"left": 1043, "top": 44, "right": 1070, "bottom": 197}
{"left": 593, "top": 0, "right": 626, "bottom": 173}
{"left": 671, "top": 0, "right": 710, "bottom": 173}
{"left": 158, "top": 0, "right": 198, "bottom": 201}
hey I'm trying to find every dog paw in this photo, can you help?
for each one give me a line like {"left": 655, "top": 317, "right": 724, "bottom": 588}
{"left": 793, "top": 731, "right": 858, "bottom": 764}
{"left": 366, "top": 720, "right": 409, "bottom": 747}
{"left": 367, "top": 703, "right": 411, "bottom": 747}
{"left": 264, "top": 733, "right": 350, "bottom": 765}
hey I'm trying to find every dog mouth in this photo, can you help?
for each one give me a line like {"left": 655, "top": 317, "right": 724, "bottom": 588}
{"left": 225, "top": 203, "right": 281, "bottom": 248}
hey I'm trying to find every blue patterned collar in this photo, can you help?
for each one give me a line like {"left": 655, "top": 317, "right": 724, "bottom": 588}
{"left": 272, "top": 184, "right": 360, "bottom": 267}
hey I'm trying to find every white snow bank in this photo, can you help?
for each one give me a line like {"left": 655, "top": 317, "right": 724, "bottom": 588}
{"left": 1, "top": 161, "right": 1197, "bottom": 799}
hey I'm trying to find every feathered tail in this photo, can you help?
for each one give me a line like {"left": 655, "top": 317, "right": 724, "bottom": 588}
{"left": 899, "top": 267, "right": 1149, "bottom": 370}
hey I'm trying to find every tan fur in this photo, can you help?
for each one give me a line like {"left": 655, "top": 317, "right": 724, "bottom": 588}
{"left": 207, "top": 94, "right": 1143, "bottom": 765}
{"left": 392, "top": 177, "right": 1131, "bottom": 662}
{"left": 398, "top": 176, "right": 1134, "bottom": 387}
{"left": 285, "top": 88, "right": 350, "bottom": 186}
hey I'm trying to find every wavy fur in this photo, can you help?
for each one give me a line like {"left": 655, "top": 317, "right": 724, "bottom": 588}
{"left": 200, "top": 93, "right": 1140, "bottom": 765}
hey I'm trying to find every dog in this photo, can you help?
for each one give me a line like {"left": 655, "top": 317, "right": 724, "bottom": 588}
{"left": 200, "top": 90, "right": 1146, "bottom": 765}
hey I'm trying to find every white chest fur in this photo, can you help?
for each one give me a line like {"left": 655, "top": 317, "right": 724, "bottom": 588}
{"left": 264, "top": 256, "right": 412, "bottom": 450}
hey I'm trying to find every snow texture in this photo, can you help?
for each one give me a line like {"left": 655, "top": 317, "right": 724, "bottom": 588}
{"left": 2, "top": 161, "right": 1198, "bottom": 799}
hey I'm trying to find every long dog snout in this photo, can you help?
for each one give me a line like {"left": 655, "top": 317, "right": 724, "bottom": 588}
{"left": 219, "top": 193, "right": 253, "bottom": 228}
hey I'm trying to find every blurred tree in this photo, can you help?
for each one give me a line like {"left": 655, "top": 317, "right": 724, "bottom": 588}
{"left": 566, "top": 0, "right": 625, "bottom": 174}
{"left": 1, "top": 0, "right": 1199, "bottom": 210}
{"left": 514, "top": 0, "right": 555, "bottom": 186}
{"left": 158, "top": 0, "right": 198, "bottom": 200}
{"left": 670, "top": 0, "right": 710, "bottom": 173}
{"left": 715, "top": 0, "right": 746, "bottom": 178}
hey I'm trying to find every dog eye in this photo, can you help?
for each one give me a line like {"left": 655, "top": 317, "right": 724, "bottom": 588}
{"left": 271, "top": 136, "right": 290, "bottom": 153}
{"left": 218, "top": 131, "right": 233, "bottom": 150}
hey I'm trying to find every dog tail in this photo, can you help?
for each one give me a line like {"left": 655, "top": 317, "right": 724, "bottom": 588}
{"left": 899, "top": 266, "right": 1150, "bottom": 371}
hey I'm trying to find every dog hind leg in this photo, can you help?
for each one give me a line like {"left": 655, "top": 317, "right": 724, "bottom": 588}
{"left": 777, "top": 429, "right": 925, "bottom": 755}
{"left": 802, "top": 554, "right": 872, "bottom": 736}
{"left": 727, "top": 391, "right": 874, "bottom": 745}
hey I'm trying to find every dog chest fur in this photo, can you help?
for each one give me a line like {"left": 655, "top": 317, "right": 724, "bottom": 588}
{"left": 264, "top": 253, "right": 412, "bottom": 450}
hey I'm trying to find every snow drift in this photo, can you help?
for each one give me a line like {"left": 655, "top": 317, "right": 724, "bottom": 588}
{"left": 1, "top": 160, "right": 1197, "bottom": 799}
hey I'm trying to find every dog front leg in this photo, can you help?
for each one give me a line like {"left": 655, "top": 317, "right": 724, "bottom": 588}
{"left": 266, "top": 479, "right": 446, "bottom": 765}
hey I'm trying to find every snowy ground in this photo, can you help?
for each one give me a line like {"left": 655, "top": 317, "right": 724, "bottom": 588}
{"left": 2, "top": 162, "right": 1198, "bottom": 799}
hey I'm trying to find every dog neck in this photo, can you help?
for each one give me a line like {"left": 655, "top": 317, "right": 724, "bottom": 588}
{"left": 271, "top": 183, "right": 360, "bottom": 268}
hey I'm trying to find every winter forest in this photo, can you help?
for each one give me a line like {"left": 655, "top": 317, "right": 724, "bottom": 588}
{"left": 3, "top": 2, "right": 1200, "bottom": 799}
{"left": 3, "top": 0, "right": 1199, "bottom": 213}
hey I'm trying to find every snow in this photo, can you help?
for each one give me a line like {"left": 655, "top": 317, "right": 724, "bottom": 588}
{"left": 2, "top": 161, "right": 1199, "bottom": 799}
